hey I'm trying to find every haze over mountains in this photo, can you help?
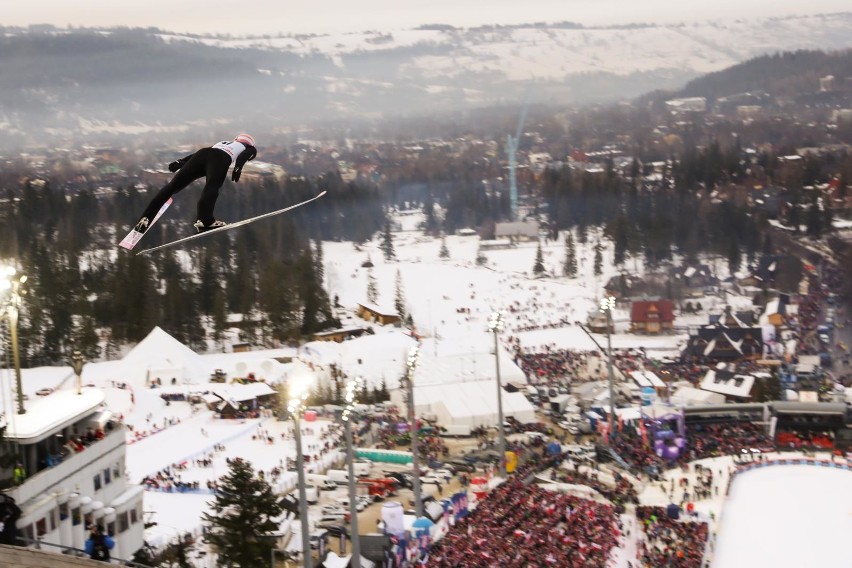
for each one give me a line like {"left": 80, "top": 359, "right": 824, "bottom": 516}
{"left": 1, "top": 12, "right": 851, "bottom": 148}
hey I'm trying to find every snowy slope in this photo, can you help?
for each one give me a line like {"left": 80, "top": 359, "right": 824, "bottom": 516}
{"left": 161, "top": 14, "right": 852, "bottom": 84}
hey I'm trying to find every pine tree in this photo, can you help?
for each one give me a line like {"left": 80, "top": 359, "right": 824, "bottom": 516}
{"left": 611, "top": 213, "right": 629, "bottom": 266}
{"left": 439, "top": 235, "right": 450, "bottom": 259}
{"left": 315, "top": 239, "right": 325, "bottom": 286}
{"left": 297, "top": 246, "right": 337, "bottom": 335}
{"left": 577, "top": 223, "right": 588, "bottom": 244}
{"left": 379, "top": 376, "right": 390, "bottom": 401}
{"left": 212, "top": 288, "right": 228, "bottom": 347}
{"left": 394, "top": 269, "right": 407, "bottom": 320}
{"left": 532, "top": 241, "right": 546, "bottom": 276}
{"left": 367, "top": 267, "right": 379, "bottom": 304}
{"left": 563, "top": 232, "right": 577, "bottom": 277}
{"left": 72, "top": 314, "right": 101, "bottom": 361}
{"left": 381, "top": 222, "right": 396, "bottom": 261}
{"left": 728, "top": 238, "right": 741, "bottom": 276}
{"left": 423, "top": 194, "right": 440, "bottom": 236}
{"left": 202, "top": 459, "right": 282, "bottom": 567}
{"left": 593, "top": 241, "right": 603, "bottom": 276}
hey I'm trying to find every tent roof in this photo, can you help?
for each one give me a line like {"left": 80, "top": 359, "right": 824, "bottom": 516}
{"left": 211, "top": 382, "right": 276, "bottom": 402}
{"left": 123, "top": 326, "right": 202, "bottom": 368}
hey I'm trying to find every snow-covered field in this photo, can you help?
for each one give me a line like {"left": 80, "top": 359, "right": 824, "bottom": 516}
{"left": 159, "top": 14, "right": 852, "bottom": 81}
{"left": 714, "top": 465, "right": 852, "bottom": 567}
{"left": 5, "top": 216, "right": 844, "bottom": 564}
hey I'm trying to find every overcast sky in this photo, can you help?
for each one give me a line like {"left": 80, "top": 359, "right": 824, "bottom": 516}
{"left": 5, "top": 1, "right": 850, "bottom": 36}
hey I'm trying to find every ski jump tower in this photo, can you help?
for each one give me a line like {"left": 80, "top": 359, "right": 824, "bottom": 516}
{"left": 506, "top": 99, "right": 529, "bottom": 222}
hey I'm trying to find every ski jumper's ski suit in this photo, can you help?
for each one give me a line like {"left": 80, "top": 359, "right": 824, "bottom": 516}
{"left": 138, "top": 140, "right": 257, "bottom": 227}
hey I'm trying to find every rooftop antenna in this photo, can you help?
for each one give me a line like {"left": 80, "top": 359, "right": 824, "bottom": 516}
{"left": 507, "top": 85, "right": 532, "bottom": 221}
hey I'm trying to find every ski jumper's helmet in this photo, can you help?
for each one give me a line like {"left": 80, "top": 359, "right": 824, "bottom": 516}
{"left": 234, "top": 133, "right": 255, "bottom": 147}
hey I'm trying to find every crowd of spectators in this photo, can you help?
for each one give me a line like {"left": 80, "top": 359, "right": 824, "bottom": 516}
{"left": 40, "top": 426, "right": 114, "bottom": 471}
{"left": 686, "top": 422, "right": 775, "bottom": 462}
{"left": 636, "top": 506, "right": 709, "bottom": 568}
{"left": 141, "top": 464, "right": 202, "bottom": 493}
{"left": 775, "top": 430, "right": 834, "bottom": 449}
{"left": 367, "top": 407, "right": 449, "bottom": 460}
{"left": 127, "top": 414, "right": 183, "bottom": 444}
{"left": 429, "top": 480, "right": 620, "bottom": 567}
{"left": 552, "top": 467, "right": 638, "bottom": 508}
{"left": 515, "top": 347, "right": 589, "bottom": 383}
{"left": 609, "top": 430, "right": 666, "bottom": 475}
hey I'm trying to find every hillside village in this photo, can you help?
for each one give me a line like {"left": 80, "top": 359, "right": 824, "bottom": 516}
{"left": 1, "top": 44, "right": 852, "bottom": 567}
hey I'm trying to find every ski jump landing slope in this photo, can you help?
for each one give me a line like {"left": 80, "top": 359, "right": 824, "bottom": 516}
{"left": 713, "top": 464, "right": 852, "bottom": 567}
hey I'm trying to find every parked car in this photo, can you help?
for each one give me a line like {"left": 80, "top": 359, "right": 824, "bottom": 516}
{"left": 432, "top": 469, "right": 454, "bottom": 482}
{"left": 321, "top": 505, "right": 347, "bottom": 516}
{"left": 447, "top": 460, "right": 475, "bottom": 473}
{"left": 318, "top": 513, "right": 347, "bottom": 524}
{"left": 384, "top": 472, "right": 412, "bottom": 489}
{"left": 419, "top": 475, "right": 444, "bottom": 487}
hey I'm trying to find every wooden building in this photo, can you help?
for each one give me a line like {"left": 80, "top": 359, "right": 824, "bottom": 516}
{"left": 630, "top": 300, "right": 674, "bottom": 334}
{"left": 356, "top": 303, "right": 401, "bottom": 326}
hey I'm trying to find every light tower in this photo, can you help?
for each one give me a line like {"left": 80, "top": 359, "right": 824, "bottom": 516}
{"left": 488, "top": 312, "right": 507, "bottom": 477}
{"left": 287, "top": 374, "right": 315, "bottom": 568}
{"left": 0, "top": 264, "right": 27, "bottom": 415}
{"left": 402, "top": 345, "right": 424, "bottom": 518}
{"left": 341, "top": 377, "right": 364, "bottom": 568}
{"left": 599, "top": 296, "right": 617, "bottom": 443}
{"left": 506, "top": 98, "right": 529, "bottom": 221}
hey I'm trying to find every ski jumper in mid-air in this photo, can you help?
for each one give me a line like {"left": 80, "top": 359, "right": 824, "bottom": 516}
{"left": 133, "top": 133, "right": 257, "bottom": 234}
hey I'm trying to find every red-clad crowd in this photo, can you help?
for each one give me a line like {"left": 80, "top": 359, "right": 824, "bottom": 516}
{"left": 610, "top": 430, "right": 666, "bottom": 474}
{"left": 636, "top": 506, "right": 709, "bottom": 568}
{"left": 686, "top": 422, "right": 775, "bottom": 462}
{"left": 553, "top": 467, "right": 638, "bottom": 508}
{"left": 429, "top": 480, "right": 620, "bottom": 567}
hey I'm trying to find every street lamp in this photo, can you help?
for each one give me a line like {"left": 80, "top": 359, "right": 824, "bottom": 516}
{"left": 402, "top": 344, "right": 424, "bottom": 518}
{"left": 599, "top": 296, "right": 617, "bottom": 444}
{"left": 69, "top": 350, "right": 85, "bottom": 395}
{"left": 341, "top": 377, "right": 363, "bottom": 568}
{"left": 287, "top": 374, "right": 314, "bottom": 568}
{"left": 1, "top": 265, "right": 27, "bottom": 415}
{"left": 488, "top": 311, "right": 507, "bottom": 478}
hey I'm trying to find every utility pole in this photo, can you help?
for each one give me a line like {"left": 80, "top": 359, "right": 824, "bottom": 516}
{"left": 342, "top": 377, "right": 363, "bottom": 568}
{"left": 489, "top": 312, "right": 507, "bottom": 477}
{"left": 404, "top": 345, "right": 423, "bottom": 518}
{"left": 600, "top": 296, "right": 617, "bottom": 444}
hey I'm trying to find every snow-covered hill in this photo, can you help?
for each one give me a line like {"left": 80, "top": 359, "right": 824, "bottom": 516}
{"left": 2, "top": 13, "right": 851, "bottom": 145}
{"left": 163, "top": 13, "right": 852, "bottom": 96}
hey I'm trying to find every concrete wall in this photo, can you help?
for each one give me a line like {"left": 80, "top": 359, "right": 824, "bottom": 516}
{"left": 0, "top": 544, "right": 107, "bottom": 567}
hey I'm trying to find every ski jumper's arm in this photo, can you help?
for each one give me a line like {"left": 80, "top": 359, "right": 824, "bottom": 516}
{"left": 168, "top": 152, "right": 196, "bottom": 172}
{"left": 231, "top": 145, "right": 257, "bottom": 182}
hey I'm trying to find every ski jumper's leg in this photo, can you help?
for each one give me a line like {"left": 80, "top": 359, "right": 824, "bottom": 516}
{"left": 195, "top": 149, "right": 231, "bottom": 225}
{"left": 138, "top": 151, "right": 208, "bottom": 221}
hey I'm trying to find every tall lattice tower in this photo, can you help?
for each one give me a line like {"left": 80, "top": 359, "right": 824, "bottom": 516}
{"left": 506, "top": 99, "right": 529, "bottom": 221}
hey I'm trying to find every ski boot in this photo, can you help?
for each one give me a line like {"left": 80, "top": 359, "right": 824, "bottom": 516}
{"left": 134, "top": 217, "right": 150, "bottom": 234}
{"left": 193, "top": 219, "right": 228, "bottom": 234}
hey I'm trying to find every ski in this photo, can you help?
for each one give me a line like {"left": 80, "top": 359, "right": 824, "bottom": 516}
{"left": 136, "top": 191, "right": 327, "bottom": 256}
{"left": 118, "top": 198, "right": 174, "bottom": 250}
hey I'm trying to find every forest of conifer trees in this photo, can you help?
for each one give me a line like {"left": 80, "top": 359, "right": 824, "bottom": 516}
{"left": 2, "top": 109, "right": 847, "bottom": 367}
{"left": 0, "top": 172, "right": 386, "bottom": 366}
